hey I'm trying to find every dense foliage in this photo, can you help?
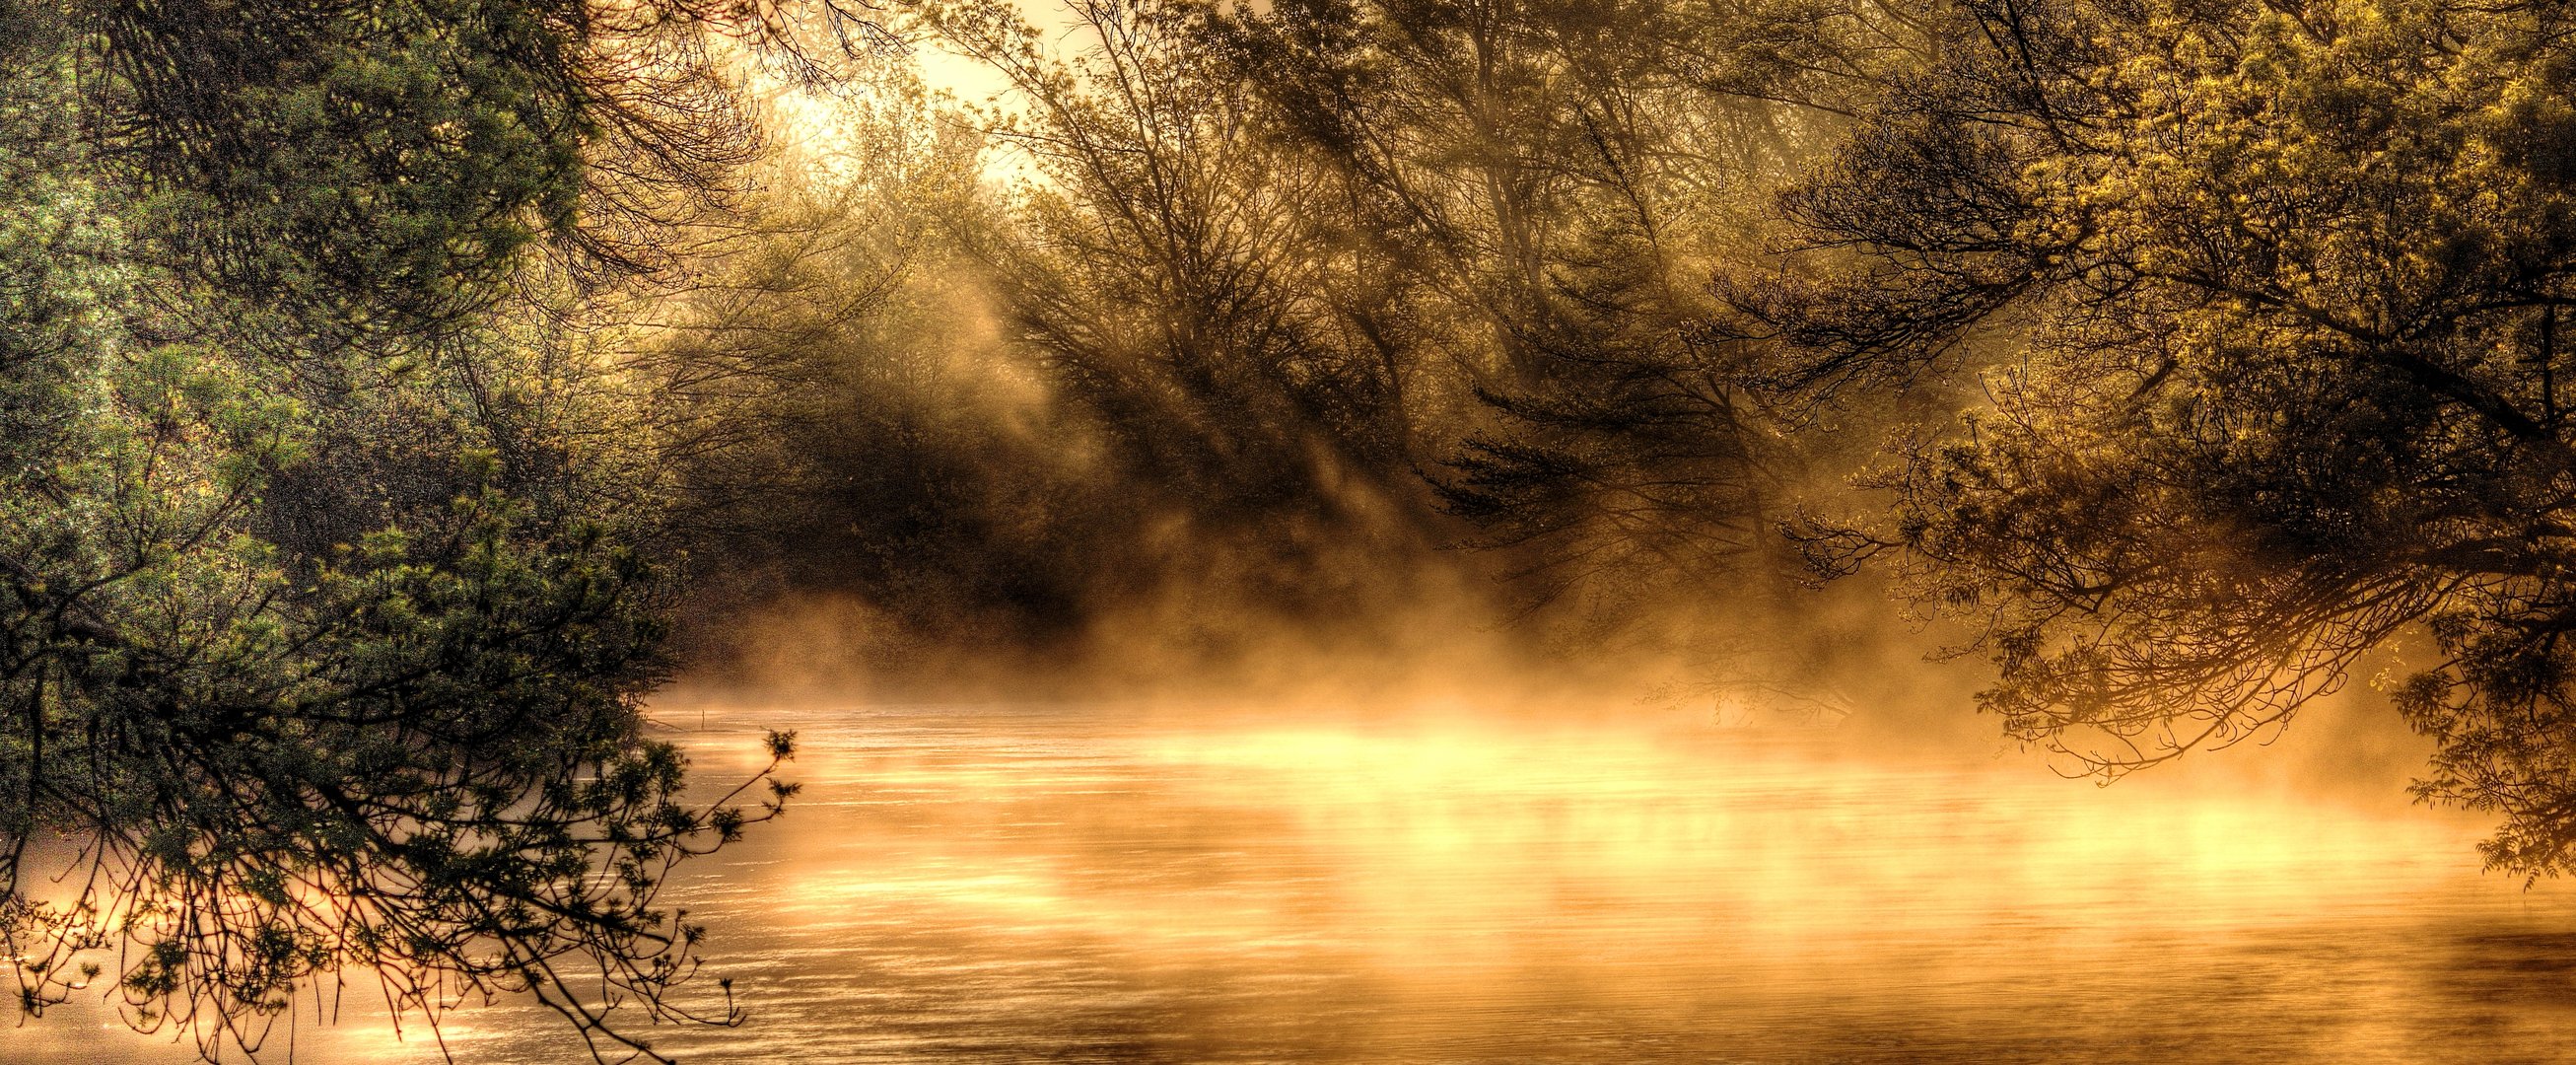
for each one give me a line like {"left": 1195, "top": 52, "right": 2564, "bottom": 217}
{"left": 726, "top": 0, "right": 1920, "bottom": 657}
{"left": 840, "top": 0, "right": 2576, "bottom": 879}
{"left": 23, "top": 0, "right": 2576, "bottom": 1056}
{"left": 1733, "top": 0, "right": 2576, "bottom": 874}
{"left": 0, "top": 0, "right": 796, "bottom": 1058}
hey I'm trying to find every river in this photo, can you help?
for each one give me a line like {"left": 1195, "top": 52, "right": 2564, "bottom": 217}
{"left": 18, "top": 698, "right": 2576, "bottom": 1063}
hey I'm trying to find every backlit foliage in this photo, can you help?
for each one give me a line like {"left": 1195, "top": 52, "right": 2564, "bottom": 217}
{"left": 1737, "top": 0, "right": 2576, "bottom": 874}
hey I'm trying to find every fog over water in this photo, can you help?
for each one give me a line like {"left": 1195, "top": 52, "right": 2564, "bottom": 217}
{"left": 25, "top": 0, "right": 2576, "bottom": 1061}
{"left": 25, "top": 691, "right": 2576, "bottom": 1065}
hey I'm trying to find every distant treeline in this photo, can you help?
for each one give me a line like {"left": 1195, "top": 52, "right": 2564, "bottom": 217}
{"left": 661, "top": 0, "right": 1881, "bottom": 672}
{"left": 11, "top": 0, "right": 2576, "bottom": 1058}
{"left": 673, "top": 1, "right": 2576, "bottom": 898}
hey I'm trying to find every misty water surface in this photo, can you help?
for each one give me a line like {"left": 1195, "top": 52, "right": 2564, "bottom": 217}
{"left": 21, "top": 699, "right": 2576, "bottom": 1064}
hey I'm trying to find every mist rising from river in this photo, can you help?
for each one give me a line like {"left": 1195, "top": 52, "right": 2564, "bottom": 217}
{"left": 26, "top": 691, "right": 2569, "bottom": 1065}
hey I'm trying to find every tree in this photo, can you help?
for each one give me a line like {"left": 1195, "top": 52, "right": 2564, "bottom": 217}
{"left": 619, "top": 76, "right": 1116, "bottom": 655}
{"left": 0, "top": 0, "right": 810, "bottom": 1057}
{"left": 1223, "top": 0, "right": 1920, "bottom": 617}
{"left": 906, "top": 0, "right": 1932, "bottom": 645}
{"left": 926, "top": 0, "right": 1427, "bottom": 521}
{"left": 887, "top": 0, "right": 1487, "bottom": 648}
{"left": 1731, "top": 0, "right": 2576, "bottom": 875}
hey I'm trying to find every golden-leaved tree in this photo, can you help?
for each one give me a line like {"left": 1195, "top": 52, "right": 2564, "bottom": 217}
{"left": 1734, "top": 0, "right": 2576, "bottom": 874}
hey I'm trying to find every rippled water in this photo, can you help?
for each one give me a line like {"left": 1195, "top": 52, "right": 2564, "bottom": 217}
{"left": 19, "top": 700, "right": 2576, "bottom": 1063}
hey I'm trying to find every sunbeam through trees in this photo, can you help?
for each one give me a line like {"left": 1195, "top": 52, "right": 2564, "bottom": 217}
{"left": 11, "top": 0, "right": 2576, "bottom": 1060}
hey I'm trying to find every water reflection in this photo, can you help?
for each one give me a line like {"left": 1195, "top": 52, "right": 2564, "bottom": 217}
{"left": 19, "top": 701, "right": 2576, "bottom": 1063}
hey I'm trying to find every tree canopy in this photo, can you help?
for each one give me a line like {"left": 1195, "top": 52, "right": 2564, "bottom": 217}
{"left": 0, "top": 0, "right": 799, "bottom": 1057}
{"left": 1732, "top": 0, "right": 2576, "bottom": 874}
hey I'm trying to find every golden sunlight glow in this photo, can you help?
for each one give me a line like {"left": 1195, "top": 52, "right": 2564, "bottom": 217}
{"left": 33, "top": 698, "right": 2576, "bottom": 1065}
